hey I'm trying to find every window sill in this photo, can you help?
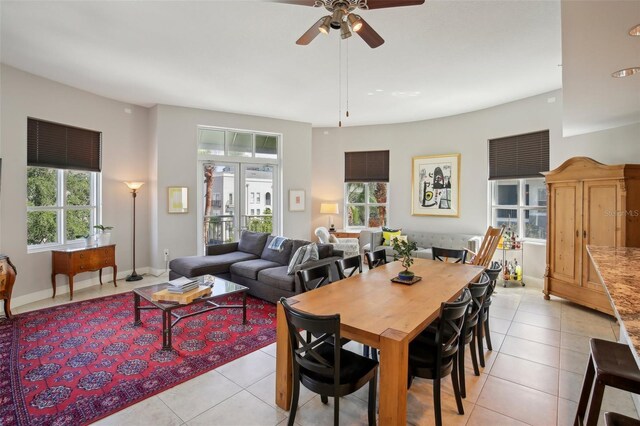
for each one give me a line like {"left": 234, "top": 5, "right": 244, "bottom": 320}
{"left": 28, "top": 241, "right": 90, "bottom": 254}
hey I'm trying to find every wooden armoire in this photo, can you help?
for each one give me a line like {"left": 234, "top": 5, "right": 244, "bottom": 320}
{"left": 543, "top": 157, "right": 640, "bottom": 314}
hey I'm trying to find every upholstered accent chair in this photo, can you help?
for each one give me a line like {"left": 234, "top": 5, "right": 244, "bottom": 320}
{"left": 314, "top": 227, "right": 360, "bottom": 258}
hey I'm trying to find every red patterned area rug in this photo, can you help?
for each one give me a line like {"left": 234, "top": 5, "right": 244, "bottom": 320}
{"left": 0, "top": 292, "right": 276, "bottom": 426}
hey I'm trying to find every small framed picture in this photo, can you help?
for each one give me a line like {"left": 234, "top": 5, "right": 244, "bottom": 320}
{"left": 168, "top": 187, "right": 188, "bottom": 213}
{"left": 289, "top": 189, "right": 305, "bottom": 212}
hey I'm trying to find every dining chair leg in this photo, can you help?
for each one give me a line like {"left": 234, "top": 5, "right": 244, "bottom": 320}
{"left": 585, "top": 380, "right": 605, "bottom": 426}
{"left": 476, "top": 322, "right": 486, "bottom": 368}
{"left": 470, "top": 333, "right": 480, "bottom": 376}
{"left": 368, "top": 372, "right": 377, "bottom": 426}
{"left": 484, "top": 316, "right": 493, "bottom": 351}
{"left": 321, "top": 395, "right": 328, "bottom": 404}
{"left": 458, "top": 345, "right": 466, "bottom": 398}
{"left": 372, "top": 348, "right": 378, "bottom": 362}
{"left": 575, "top": 357, "right": 596, "bottom": 426}
{"left": 434, "top": 377, "right": 443, "bottom": 426}
{"left": 363, "top": 345, "right": 370, "bottom": 358}
{"left": 334, "top": 396, "right": 340, "bottom": 426}
{"left": 288, "top": 372, "right": 300, "bottom": 426}
{"left": 451, "top": 362, "right": 465, "bottom": 415}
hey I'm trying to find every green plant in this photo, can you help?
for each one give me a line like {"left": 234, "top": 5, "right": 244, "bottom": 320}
{"left": 392, "top": 238, "right": 418, "bottom": 274}
{"left": 94, "top": 225, "right": 113, "bottom": 232}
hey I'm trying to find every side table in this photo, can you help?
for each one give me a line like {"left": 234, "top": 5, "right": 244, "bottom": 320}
{"left": 0, "top": 255, "right": 17, "bottom": 319}
{"left": 51, "top": 244, "right": 117, "bottom": 300}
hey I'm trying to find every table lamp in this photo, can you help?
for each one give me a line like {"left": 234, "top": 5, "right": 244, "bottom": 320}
{"left": 320, "top": 203, "right": 339, "bottom": 231}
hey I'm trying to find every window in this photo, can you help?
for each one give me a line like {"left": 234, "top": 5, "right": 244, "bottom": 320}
{"left": 198, "top": 127, "right": 279, "bottom": 160}
{"left": 257, "top": 193, "right": 261, "bottom": 203}
{"left": 250, "top": 192, "right": 255, "bottom": 203}
{"left": 257, "top": 209, "right": 261, "bottom": 215}
{"left": 26, "top": 118, "right": 102, "bottom": 249}
{"left": 345, "top": 183, "right": 389, "bottom": 227}
{"left": 265, "top": 192, "right": 271, "bottom": 206}
{"left": 250, "top": 209, "right": 255, "bottom": 215}
{"left": 489, "top": 130, "right": 549, "bottom": 240}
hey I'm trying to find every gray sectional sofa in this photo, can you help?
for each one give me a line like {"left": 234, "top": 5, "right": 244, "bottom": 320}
{"left": 169, "top": 231, "right": 343, "bottom": 303}
{"left": 365, "top": 229, "right": 483, "bottom": 262}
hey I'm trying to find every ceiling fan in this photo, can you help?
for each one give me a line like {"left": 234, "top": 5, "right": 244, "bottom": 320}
{"left": 276, "top": 0, "right": 425, "bottom": 48}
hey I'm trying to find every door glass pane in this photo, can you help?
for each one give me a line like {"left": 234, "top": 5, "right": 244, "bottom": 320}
{"left": 368, "top": 206, "right": 387, "bottom": 227}
{"left": 347, "top": 205, "right": 365, "bottom": 227}
{"left": 66, "top": 170, "right": 91, "bottom": 206}
{"left": 27, "top": 167, "right": 58, "bottom": 207}
{"left": 524, "top": 209, "right": 547, "bottom": 239}
{"left": 494, "top": 180, "right": 518, "bottom": 205}
{"left": 203, "top": 163, "right": 236, "bottom": 245}
{"left": 524, "top": 179, "right": 547, "bottom": 207}
{"left": 66, "top": 209, "right": 91, "bottom": 240}
{"left": 226, "top": 131, "right": 252, "bottom": 157}
{"left": 243, "top": 165, "right": 273, "bottom": 234}
{"left": 198, "top": 128, "right": 225, "bottom": 156}
{"left": 255, "top": 134, "right": 278, "bottom": 159}
{"left": 346, "top": 183, "right": 365, "bottom": 203}
{"left": 368, "top": 182, "right": 387, "bottom": 203}
{"left": 27, "top": 211, "right": 58, "bottom": 245}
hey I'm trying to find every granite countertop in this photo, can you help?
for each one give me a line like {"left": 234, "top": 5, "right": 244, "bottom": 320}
{"left": 587, "top": 245, "right": 640, "bottom": 362}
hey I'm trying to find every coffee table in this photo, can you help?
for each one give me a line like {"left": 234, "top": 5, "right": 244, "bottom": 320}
{"left": 133, "top": 276, "right": 248, "bottom": 351}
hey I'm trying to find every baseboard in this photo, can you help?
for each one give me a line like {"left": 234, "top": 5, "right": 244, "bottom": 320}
{"left": 8, "top": 267, "right": 151, "bottom": 310}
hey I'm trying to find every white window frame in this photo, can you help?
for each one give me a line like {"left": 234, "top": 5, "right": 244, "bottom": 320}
{"left": 27, "top": 167, "right": 101, "bottom": 252}
{"left": 343, "top": 182, "right": 390, "bottom": 229}
{"left": 489, "top": 177, "right": 546, "bottom": 242}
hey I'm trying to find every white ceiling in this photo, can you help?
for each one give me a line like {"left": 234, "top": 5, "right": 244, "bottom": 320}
{"left": 1, "top": 0, "right": 563, "bottom": 127}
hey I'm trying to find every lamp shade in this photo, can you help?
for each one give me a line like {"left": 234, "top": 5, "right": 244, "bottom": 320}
{"left": 320, "top": 203, "right": 339, "bottom": 215}
{"left": 124, "top": 181, "right": 144, "bottom": 191}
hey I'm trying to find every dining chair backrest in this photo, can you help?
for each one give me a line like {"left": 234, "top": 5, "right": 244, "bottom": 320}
{"left": 432, "top": 247, "right": 468, "bottom": 264}
{"left": 466, "top": 273, "right": 491, "bottom": 328}
{"left": 280, "top": 298, "right": 341, "bottom": 385}
{"left": 484, "top": 261, "right": 502, "bottom": 300}
{"left": 336, "top": 255, "right": 363, "bottom": 280}
{"left": 435, "top": 288, "right": 472, "bottom": 361}
{"left": 297, "top": 264, "right": 331, "bottom": 292}
{"left": 470, "top": 226, "right": 504, "bottom": 267}
{"left": 365, "top": 249, "right": 387, "bottom": 270}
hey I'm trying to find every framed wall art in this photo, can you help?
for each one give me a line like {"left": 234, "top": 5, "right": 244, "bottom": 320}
{"left": 411, "top": 154, "right": 460, "bottom": 217}
{"left": 168, "top": 187, "right": 189, "bottom": 213}
{"left": 289, "top": 189, "right": 305, "bottom": 212}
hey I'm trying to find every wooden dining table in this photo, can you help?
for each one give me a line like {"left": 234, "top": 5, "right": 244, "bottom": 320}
{"left": 275, "top": 257, "right": 485, "bottom": 425}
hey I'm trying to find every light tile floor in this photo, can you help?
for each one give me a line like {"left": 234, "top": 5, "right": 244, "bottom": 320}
{"left": 10, "top": 276, "right": 640, "bottom": 425}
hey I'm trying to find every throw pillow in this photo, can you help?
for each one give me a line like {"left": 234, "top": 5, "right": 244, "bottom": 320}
{"left": 287, "top": 244, "right": 307, "bottom": 275}
{"left": 382, "top": 229, "right": 402, "bottom": 246}
{"left": 329, "top": 234, "right": 339, "bottom": 244}
{"left": 391, "top": 234, "right": 408, "bottom": 245}
{"left": 301, "top": 242, "right": 319, "bottom": 264}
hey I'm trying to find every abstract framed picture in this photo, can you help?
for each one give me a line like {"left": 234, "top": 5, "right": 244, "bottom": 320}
{"left": 411, "top": 154, "right": 460, "bottom": 217}
{"left": 168, "top": 187, "right": 188, "bottom": 213}
{"left": 289, "top": 189, "right": 305, "bottom": 212}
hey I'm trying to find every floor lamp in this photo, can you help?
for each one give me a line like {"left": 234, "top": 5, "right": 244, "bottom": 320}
{"left": 124, "top": 181, "right": 144, "bottom": 282}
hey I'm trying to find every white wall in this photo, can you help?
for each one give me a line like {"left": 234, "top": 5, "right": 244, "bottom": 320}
{"left": 149, "top": 104, "right": 313, "bottom": 272}
{"left": 0, "top": 65, "right": 151, "bottom": 300}
{"left": 311, "top": 91, "right": 640, "bottom": 281}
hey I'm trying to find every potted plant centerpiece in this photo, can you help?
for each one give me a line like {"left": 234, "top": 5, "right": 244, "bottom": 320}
{"left": 94, "top": 225, "right": 114, "bottom": 246}
{"left": 392, "top": 238, "right": 418, "bottom": 281}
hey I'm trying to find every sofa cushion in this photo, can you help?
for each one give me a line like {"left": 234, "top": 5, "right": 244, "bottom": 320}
{"left": 317, "top": 243, "right": 334, "bottom": 259}
{"left": 169, "top": 251, "right": 258, "bottom": 278}
{"left": 238, "top": 231, "right": 269, "bottom": 256}
{"left": 292, "top": 239, "right": 311, "bottom": 253}
{"left": 231, "top": 259, "right": 282, "bottom": 280}
{"left": 288, "top": 243, "right": 311, "bottom": 275}
{"left": 257, "top": 266, "right": 296, "bottom": 292}
{"left": 261, "top": 236, "right": 293, "bottom": 265}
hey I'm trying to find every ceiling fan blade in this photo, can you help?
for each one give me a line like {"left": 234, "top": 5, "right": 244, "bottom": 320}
{"left": 296, "top": 18, "right": 324, "bottom": 45}
{"left": 356, "top": 18, "right": 384, "bottom": 48}
{"left": 363, "top": 0, "right": 425, "bottom": 9}
{"left": 271, "top": 0, "right": 320, "bottom": 6}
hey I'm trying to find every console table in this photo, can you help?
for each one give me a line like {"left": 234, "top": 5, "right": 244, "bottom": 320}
{"left": 51, "top": 244, "right": 117, "bottom": 300}
{"left": 329, "top": 229, "right": 360, "bottom": 238}
{"left": 0, "top": 255, "right": 17, "bottom": 319}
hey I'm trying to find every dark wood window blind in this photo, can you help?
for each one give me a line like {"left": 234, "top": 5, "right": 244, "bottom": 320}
{"left": 488, "top": 130, "right": 549, "bottom": 180}
{"left": 27, "top": 118, "right": 102, "bottom": 172}
{"left": 345, "top": 150, "right": 389, "bottom": 182}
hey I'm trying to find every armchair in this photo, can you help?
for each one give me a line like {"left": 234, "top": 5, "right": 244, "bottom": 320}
{"left": 314, "top": 227, "right": 360, "bottom": 258}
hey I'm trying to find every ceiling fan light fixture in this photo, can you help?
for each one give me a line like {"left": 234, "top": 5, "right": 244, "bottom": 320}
{"left": 319, "top": 15, "right": 332, "bottom": 34}
{"left": 348, "top": 13, "right": 363, "bottom": 32}
{"left": 340, "top": 21, "right": 352, "bottom": 39}
{"left": 611, "top": 67, "right": 640, "bottom": 78}
{"left": 330, "top": 8, "right": 345, "bottom": 29}
{"left": 630, "top": 24, "right": 640, "bottom": 36}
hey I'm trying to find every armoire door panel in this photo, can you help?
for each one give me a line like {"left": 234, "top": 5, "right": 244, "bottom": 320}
{"left": 582, "top": 181, "right": 619, "bottom": 290}
{"left": 550, "top": 184, "right": 581, "bottom": 284}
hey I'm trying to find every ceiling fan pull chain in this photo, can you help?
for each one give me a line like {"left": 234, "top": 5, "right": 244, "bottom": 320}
{"left": 339, "top": 38, "right": 342, "bottom": 127}
{"left": 346, "top": 38, "right": 350, "bottom": 118}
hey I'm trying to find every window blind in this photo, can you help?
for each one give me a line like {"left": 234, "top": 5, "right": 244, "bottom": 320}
{"left": 488, "top": 130, "right": 549, "bottom": 180}
{"left": 27, "top": 118, "right": 102, "bottom": 172}
{"left": 345, "top": 150, "right": 389, "bottom": 182}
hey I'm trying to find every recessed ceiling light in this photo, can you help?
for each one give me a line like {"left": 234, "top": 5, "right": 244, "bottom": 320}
{"left": 375, "top": 89, "right": 384, "bottom": 92}
{"left": 629, "top": 24, "right": 640, "bottom": 36}
{"left": 367, "top": 92, "right": 374, "bottom": 95}
{"left": 611, "top": 67, "right": 640, "bottom": 78}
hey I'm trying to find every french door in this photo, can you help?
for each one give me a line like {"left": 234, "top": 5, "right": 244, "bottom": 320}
{"left": 199, "top": 162, "right": 278, "bottom": 253}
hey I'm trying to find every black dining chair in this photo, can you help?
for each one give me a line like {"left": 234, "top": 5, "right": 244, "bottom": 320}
{"left": 280, "top": 298, "right": 379, "bottom": 426}
{"left": 477, "top": 261, "right": 501, "bottom": 367}
{"left": 365, "top": 249, "right": 387, "bottom": 270}
{"left": 408, "top": 288, "right": 472, "bottom": 426}
{"left": 432, "top": 247, "right": 468, "bottom": 264}
{"left": 335, "top": 255, "right": 363, "bottom": 280}
{"left": 296, "top": 264, "right": 331, "bottom": 292}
